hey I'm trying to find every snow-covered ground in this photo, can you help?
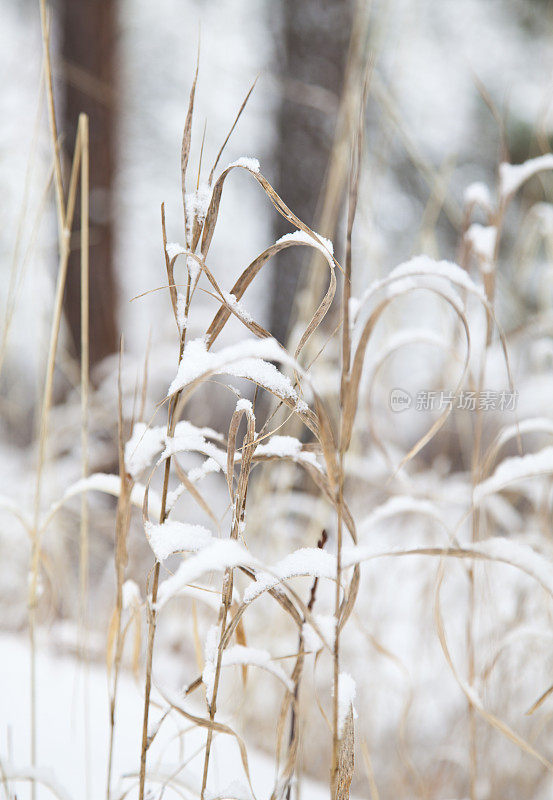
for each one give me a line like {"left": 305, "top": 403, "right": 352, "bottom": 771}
{"left": 0, "top": 634, "right": 331, "bottom": 800}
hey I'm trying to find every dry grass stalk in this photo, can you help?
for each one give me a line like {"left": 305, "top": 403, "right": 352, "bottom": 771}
{"left": 132, "top": 68, "right": 361, "bottom": 792}
{"left": 31, "top": 8, "right": 92, "bottom": 795}
{"left": 106, "top": 344, "right": 134, "bottom": 800}
{"left": 78, "top": 111, "right": 91, "bottom": 800}
{"left": 200, "top": 404, "right": 256, "bottom": 798}
{"left": 284, "top": 530, "right": 328, "bottom": 800}
{"left": 138, "top": 63, "right": 202, "bottom": 793}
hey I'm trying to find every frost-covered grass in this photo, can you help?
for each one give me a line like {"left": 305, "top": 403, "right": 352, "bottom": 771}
{"left": 5, "top": 4, "right": 553, "bottom": 800}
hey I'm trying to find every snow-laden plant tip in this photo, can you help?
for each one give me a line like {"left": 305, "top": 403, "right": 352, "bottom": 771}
{"left": 6, "top": 5, "right": 553, "bottom": 800}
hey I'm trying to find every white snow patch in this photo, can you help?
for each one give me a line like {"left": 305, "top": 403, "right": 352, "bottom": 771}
{"left": 361, "top": 255, "right": 485, "bottom": 307}
{"left": 221, "top": 645, "right": 294, "bottom": 693}
{"left": 167, "top": 338, "right": 308, "bottom": 412}
{"left": 47, "top": 473, "right": 162, "bottom": 523}
{"left": 187, "top": 254, "right": 201, "bottom": 284}
{"left": 176, "top": 293, "right": 188, "bottom": 333}
{"left": 188, "top": 457, "right": 222, "bottom": 483}
{"left": 255, "top": 435, "right": 302, "bottom": 458}
{"left": 160, "top": 421, "right": 228, "bottom": 474}
{"left": 194, "top": 183, "right": 212, "bottom": 219}
{"left": 156, "top": 539, "right": 256, "bottom": 609}
{"left": 532, "top": 202, "right": 553, "bottom": 235}
{"left": 474, "top": 446, "right": 553, "bottom": 503}
{"left": 174, "top": 419, "right": 224, "bottom": 442}
{"left": 466, "top": 224, "right": 497, "bottom": 269}
{"left": 348, "top": 296, "right": 360, "bottom": 327}
{"left": 254, "top": 435, "right": 320, "bottom": 469}
{"left": 228, "top": 156, "right": 260, "bottom": 173}
{"left": 125, "top": 422, "right": 165, "bottom": 478}
{"left": 337, "top": 672, "right": 357, "bottom": 737}
{"left": 222, "top": 291, "right": 254, "bottom": 324}
{"left": 202, "top": 623, "right": 220, "bottom": 705}
{"left": 464, "top": 181, "right": 492, "bottom": 210}
{"left": 243, "top": 547, "right": 336, "bottom": 604}
{"left": 126, "top": 421, "right": 227, "bottom": 479}
{"left": 166, "top": 242, "right": 187, "bottom": 261}
{"left": 60, "top": 472, "right": 123, "bottom": 498}
{"left": 0, "top": 635, "right": 330, "bottom": 799}
{"left": 236, "top": 398, "right": 253, "bottom": 414}
{"left": 337, "top": 537, "right": 553, "bottom": 600}
{"left": 500, "top": 154, "right": 553, "bottom": 198}
{"left": 185, "top": 184, "right": 212, "bottom": 226}
{"left": 122, "top": 579, "right": 141, "bottom": 609}
{"left": 276, "top": 228, "right": 334, "bottom": 256}
{"left": 493, "top": 417, "right": 553, "bottom": 455}
{"left": 388, "top": 256, "right": 485, "bottom": 299}
{"left": 202, "top": 640, "right": 293, "bottom": 704}
{"left": 145, "top": 519, "right": 213, "bottom": 562}
{"left": 472, "top": 537, "right": 553, "bottom": 597}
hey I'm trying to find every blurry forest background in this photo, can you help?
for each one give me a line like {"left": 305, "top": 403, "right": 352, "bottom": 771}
{"left": 4, "top": 0, "right": 553, "bottom": 405}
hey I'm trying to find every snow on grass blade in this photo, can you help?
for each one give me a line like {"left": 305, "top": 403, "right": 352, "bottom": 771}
{"left": 122, "top": 579, "right": 141, "bottom": 609}
{"left": 165, "top": 241, "right": 187, "bottom": 261}
{"left": 203, "top": 640, "right": 294, "bottom": 704}
{"left": 145, "top": 519, "right": 213, "bottom": 562}
{"left": 275, "top": 228, "right": 334, "bottom": 256}
{"left": 336, "top": 538, "right": 553, "bottom": 599}
{"left": 222, "top": 291, "right": 255, "bottom": 324}
{"left": 156, "top": 539, "right": 256, "bottom": 609}
{"left": 464, "top": 181, "right": 492, "bottom": 210}
{"left": 485, "top": 417, "right": 553, "bottom": 468}
{"left": 125, "top": 422, "right": 165, "bottom": 478}
{"left": 500, "top": 154, "right": 553, "bottom": 199}
{"left": 41, "top": 473, "right": 162, "bottom": 530}
{"left": 357, "top": 254, "right": 487, "bottom": 314}
{"left": 336, "top": 673, "right": 357, "bottom": 738}
{"left": 167, "top": 337, "right": 309, "bottom": 413}
{"left": 202, "top": 623, "right": 220, "bottom": 705}
{"left": 466, "top": 223, "right": 497, "bottom": 270}
{"left": 127, "top": 420, "right": 226, "bottom": 479}
{"left": 227, "top": 156, "right": 260, "bottom": 173}
{"left": 243, "top": 548, "right": 337, "bottom": 604}
{"left": 221, "top": 645, "right": 294, "bottom": 692}
{"left": 251, "top": 435, "right": 320, "bottom": 469}
{"left": 474, "top": 446, "right": 553, "bottom": 504}
{"left": 159, "top": 423, "right": 228, "bottom": 475}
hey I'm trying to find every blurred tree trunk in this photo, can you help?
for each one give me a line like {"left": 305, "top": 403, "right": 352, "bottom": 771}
{"left": 60, "top": 0, "right": 118, "bottom": 366}
{"left": 271, "top": 0, "right": 354, "bottom": 345}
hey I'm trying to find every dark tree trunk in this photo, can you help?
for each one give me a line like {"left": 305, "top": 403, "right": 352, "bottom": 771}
{"left": 271, "top": 0, "right": 353, "bottom": 345}
{"left": 60, "top": 0, "right": 118, "bottom": 366}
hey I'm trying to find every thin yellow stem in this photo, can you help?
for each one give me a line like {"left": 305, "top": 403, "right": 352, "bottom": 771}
{"left": 79, "top": 113, "right": 91, "bottom": 800}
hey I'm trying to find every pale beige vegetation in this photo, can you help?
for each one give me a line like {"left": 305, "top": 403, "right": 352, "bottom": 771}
{"left": 4, "top": 3, "right": 553, "bottom": 800}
